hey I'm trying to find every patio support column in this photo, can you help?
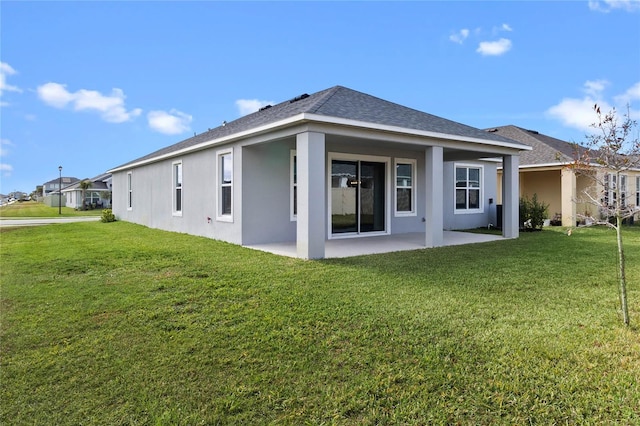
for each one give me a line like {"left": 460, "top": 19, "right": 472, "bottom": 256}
{"left": 502, "top": 154, "right": 520, "bottom": 238}
{"left": 561, "top": 167, "right": 577, "bottom": 227}
{"left": 425, "top": 146, "right": 444, "bottom": 247}
{"left": 296, "top": 132, "right": 326, "bottom": 259}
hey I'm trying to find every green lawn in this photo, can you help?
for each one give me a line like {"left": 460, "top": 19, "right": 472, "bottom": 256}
{"left": 0, "top": 200, "right": 103, "bottom": 218}
{"left": 1, "top": 222, "right": 639, "bottom": 424}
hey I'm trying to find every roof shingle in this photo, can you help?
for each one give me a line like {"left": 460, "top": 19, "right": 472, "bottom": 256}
{"left": 485, "top": 125, "right": 587, "bottom": 165}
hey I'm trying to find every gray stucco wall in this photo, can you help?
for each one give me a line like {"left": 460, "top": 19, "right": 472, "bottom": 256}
{"left": 112, "top": 143, "right": 243, "bottom": 245}
{"left": 442, "top": 161, "right": 498, "bottom": 230}
{"left": 241, "top": 139, "right": 297, "bottom": 245}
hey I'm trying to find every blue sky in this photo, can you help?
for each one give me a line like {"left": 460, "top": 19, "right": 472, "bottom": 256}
{"left": 1, "top": 1, "right": 639, "bottom": 195}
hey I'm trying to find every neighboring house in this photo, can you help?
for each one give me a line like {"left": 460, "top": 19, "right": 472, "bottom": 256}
{"left": 61, "top": 173, "right": 112, "bottom": 209}
{"left": 42, "top": 176, "right": 79, "bottom": 196}
{"left": 488, "top": 125, "right": 640, "bottom": 227}
{"left": 109, "top": 86, "right": 530, "bottom": 259}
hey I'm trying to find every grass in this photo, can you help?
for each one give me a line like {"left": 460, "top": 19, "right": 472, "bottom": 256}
{"left": 0, "top": 200, "right": 103, "bottom": 218}
{"left": 1, "top": 221, "right": 639, "bottom": 424}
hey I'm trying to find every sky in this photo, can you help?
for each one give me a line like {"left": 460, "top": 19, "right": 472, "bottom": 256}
{"left": 1, "top": 0, "right": 639, "bottom": 195}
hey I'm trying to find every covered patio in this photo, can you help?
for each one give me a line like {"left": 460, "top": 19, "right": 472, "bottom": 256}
{"left": 246, "top": 230, "right": 503, "bottom": 259}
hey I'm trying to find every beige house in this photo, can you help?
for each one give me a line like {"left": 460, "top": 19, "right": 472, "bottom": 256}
{"left": 489, "top": 125, "right": 640, "bottom": 227}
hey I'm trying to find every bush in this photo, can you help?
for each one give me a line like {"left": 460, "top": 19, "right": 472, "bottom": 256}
{"left": 519, "top": 194, "right": 549, "bottom": 231}
{"left": 100, "top": 209, "right": 116, "bottom": 223}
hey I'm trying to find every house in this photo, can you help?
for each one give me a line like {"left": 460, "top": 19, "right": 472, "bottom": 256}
{"left": 109, "top": 86, "right": 531, "bottom": 259}
{"left": 42, "top": 176, "right": 79, "bottom": 196}
{"left": 61, "top": 173, "right": 112, "bottom": 210}
{"left": 488, "top": 125, "right": 640, "bottom": 227}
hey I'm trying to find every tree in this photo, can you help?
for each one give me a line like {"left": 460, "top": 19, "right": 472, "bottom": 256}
{"left": 571, "top": 104, "right": 640, "bottom": 326}
{"left": 79, "top": 179, "right": 92, "bottom": 211}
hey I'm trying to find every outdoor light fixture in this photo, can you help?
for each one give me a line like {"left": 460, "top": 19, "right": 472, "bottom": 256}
{"left": 58, "top": 165, "right": 62, "bottom": 215}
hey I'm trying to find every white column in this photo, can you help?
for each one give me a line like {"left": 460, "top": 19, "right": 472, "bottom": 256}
{"left": 561, "top": 167, "right": 577, "bottom": 227}
{"left": 425, "top": 146, "right": 444, "bottom": 247}
{"left": 296, "top": 132, "right": 326, "bottom": 259}
{"left": 502, "top": 154, "right": 520, "bottom": 238}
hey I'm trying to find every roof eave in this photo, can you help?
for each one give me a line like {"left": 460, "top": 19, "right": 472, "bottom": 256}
{"left": 109, "top": 113, "right": 532, "bottom": 173}
{"left": 302, "top": 113, "right": 532, "bottom": 152}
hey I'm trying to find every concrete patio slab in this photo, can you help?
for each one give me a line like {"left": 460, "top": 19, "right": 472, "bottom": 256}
{"left": 246, "top": 231, "right": 504, "bottom": 259}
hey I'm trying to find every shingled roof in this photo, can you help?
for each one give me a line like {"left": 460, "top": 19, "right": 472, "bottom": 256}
{"left": 113, "top": 86, "right": 529, "bottom": 171}
{"left": 484, "top": 125, "right": 588, "bottom": 166}
{"left": 61, "top": 173, "right": 112, "bottom": 191}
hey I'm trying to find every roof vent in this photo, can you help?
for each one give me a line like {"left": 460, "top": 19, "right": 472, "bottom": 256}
{"left": 486, "top": 128, "right": 498, "bottom": 132}
{"left": 222, "top": 121, "right": 227, "bottom": 126}
{"left": 527, "top": 129, "right": 539, "bottom": 134}
{"left": 259, "top": 105, "right": 272, "bottom": 111}
{"left": 289, "top": 93, "right": 309, "bottom": 103}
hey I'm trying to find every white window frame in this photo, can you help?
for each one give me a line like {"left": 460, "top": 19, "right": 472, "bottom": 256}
{"left": 604, "top": 172, "right": 627, "bottom": 208}
{"left": 636, "top": 176, "right": 640, "bottom": 208}
{"left": 217, "top": 148, "right": 233, "bottom": 222}
{"left": 290, "top": 150, "right": 297, "bottom": 221}
{"left": 394, "top": 158, "right": 416, "bottom": 217}
{"left": 454, "top": 163, "right": 484, "bottom": 214}
{"left": 127, "top": 171, "right": 133, "bottom": 211}
{"left": 172, "top": 161, "right": 183, "bottom": 216}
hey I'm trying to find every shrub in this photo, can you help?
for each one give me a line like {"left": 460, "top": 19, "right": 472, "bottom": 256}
{"left": 519, "top": 194, "right": 549, "bottom": 231}
{"left": 100, "top": 209, "right": 116, "bottom": 223}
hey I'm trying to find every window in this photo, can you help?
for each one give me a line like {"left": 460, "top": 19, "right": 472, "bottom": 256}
{"left": 637, "top": 176, "right": 639, "bottom": 208}
{"left": 85, "top": 191, "right": 101, "bottom": 205}
{"left": 127, "top": 172, "right": 133, "bottom": 210}
{"left": 604, "top": 173, "right": 627, "bottom": 208}
{"left": 455, "top": 165, "right": 483, "bottom": 212}
{"left": 395, "top": 159, "right": 416, "bottom": 216}
{"left": 173, "top": 161, "right": 183, "bottom": 216}
{"left": 217, "top": 149, "right": 233, "bottom": 221}
{"left": 290, "top": 150, "right": 297, "bottom": 221}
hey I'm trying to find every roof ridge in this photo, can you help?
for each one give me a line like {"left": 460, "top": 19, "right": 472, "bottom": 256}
{"left": 306, "top": 86, "right": 343, "bottom": 114}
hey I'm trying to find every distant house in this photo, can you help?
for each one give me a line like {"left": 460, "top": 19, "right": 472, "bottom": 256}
{"left": 109, "top": 86, "right": 530, "bottom": 259}
{"left": 43, "top": 176, "right": 79, "bottom": 196}
{"left": 61, "top": 173, "right": 112, "bottom": 210}
{"left": 488, "top": 125, "right": 640, "bottom": 227}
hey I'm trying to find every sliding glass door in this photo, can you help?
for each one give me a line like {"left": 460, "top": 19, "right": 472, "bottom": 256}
{"left": 331, "top": 159, "right": 386, "bottom": 235}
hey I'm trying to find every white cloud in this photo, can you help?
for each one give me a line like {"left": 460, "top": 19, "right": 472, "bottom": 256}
{"left": 37, "top": 82, "right": 142, "bottom": 123}
{"left": 492, "top": 23, "right": 513, "bottom": 34}
{"left": 546, "top": 80, "right": 640, "bottom": 131}
{"left": 614, "top": 81, "right": 640, "bottom": 105}
{"left": 0, "top": 163, "right": 13, "bottom": 177}
{"left": 547, "top": 97, "right": 613, "bottom": 132}
{"left": 476, "top": 38, "right": 512, "bottom": 56}
{"left": 589, "top": 0, "right": 640, "bottom": 12}
{"left": 147, "top": 109, "right": 192, "bottom": 135}
{"left": 0, "top": 138, "right": 13, "bottom": 158}
{"left": 0, "top": 62, "right": 22, "bottom": 96}
{"left": 1, "top": 139, "right": 13, "bottom": 176}
{"left": 235, "top": 99, "right": 274, "bottom": 116}
{"left": 37, "top": 82, "right": 75, "bottom": 108}
{"left": 449, "top": 28, "right": 470, "bottom": 44}
{"left": 583, "top": 79, "right": 610, "bottom": 97}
